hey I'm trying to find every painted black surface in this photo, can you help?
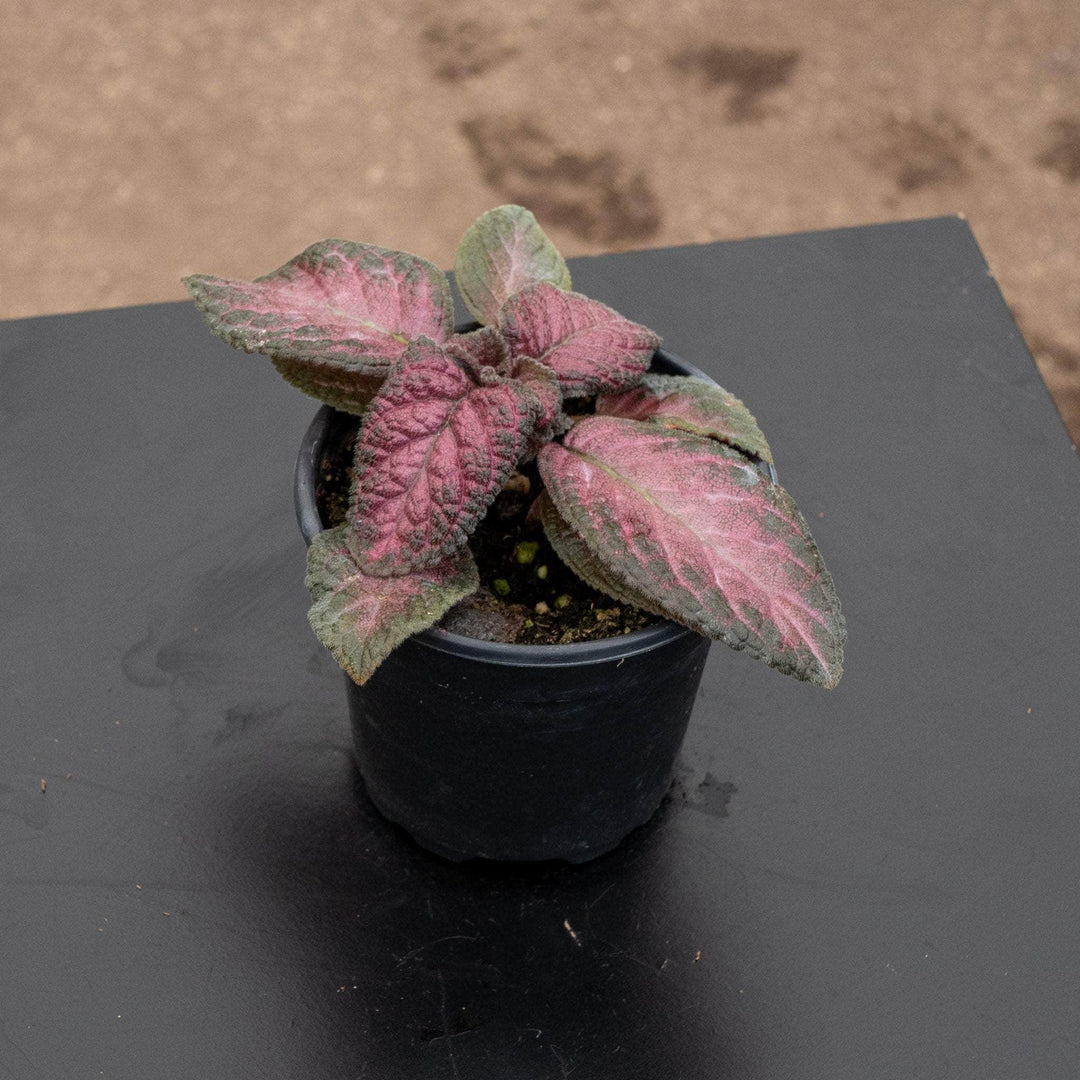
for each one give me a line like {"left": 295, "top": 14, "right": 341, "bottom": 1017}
{"left": 2, "top": 218, "right": 1079, "bottom": 1078}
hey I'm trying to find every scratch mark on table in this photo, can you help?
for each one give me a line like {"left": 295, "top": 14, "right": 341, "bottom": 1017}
{"left": 395, "top": 934, "right": 480, "bottom": 968}
{"left": 436, "top": 970, "right": 462, "bottom": 1080}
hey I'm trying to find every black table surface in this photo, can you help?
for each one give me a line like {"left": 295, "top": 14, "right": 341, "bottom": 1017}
{"left": 2, "top": 217, "right": 1078, "bottom": 1079}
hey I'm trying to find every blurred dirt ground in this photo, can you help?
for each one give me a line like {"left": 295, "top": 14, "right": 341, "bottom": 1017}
{"left": 3, "top": 0, "right": 1079, "bottom": 442}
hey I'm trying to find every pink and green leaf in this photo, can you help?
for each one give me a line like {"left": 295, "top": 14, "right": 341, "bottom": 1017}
{"left": 537, "top": 416, "right": 845, "bottom": 687}
{"left": 267, "top": 355, "right": 386, "bottom": 415}
{"left": 349, "top": 339, "right": 546, "bottom": 575}
{"left": 445, "top": 325, "right": 512, "bottom": 375}
{"left": 444, "top": 329, "right": 564, "bottom": 447}
{"left": 597, "top": 373, "right": 773, "bottom": 463}
{"left": 454, "top": 204, "right": 572, "bottom": 327}
{"left": 497, "top": 354, "right": 565, "bottom": 452}
{"left": 183, "top": 240, "right": 454, "bottom": 413}
{"left": 537, "top": 491, "right": 669, "bottom": 616}
{"left": 306, "top": 525, "right": 478, "bottom": 685}
{"left": 498, "top": 282, "right": 660, "bottom": 395}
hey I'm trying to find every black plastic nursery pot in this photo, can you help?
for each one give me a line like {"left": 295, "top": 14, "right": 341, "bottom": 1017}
{"left": 294, "top": 349, "right": 715, "bottom": 864}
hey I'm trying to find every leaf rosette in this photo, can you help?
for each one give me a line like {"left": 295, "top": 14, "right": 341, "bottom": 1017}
{"left": 186, "top": 202, "right": 845, "bottom": 687}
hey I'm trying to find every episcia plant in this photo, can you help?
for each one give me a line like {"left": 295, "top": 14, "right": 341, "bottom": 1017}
{"left": 184, "top": 205, "right": 845, "bottom": 688}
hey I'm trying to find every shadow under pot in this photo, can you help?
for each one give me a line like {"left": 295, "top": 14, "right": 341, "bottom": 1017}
{"left": 294, "top": 348, "right": 724, "bottom": 864}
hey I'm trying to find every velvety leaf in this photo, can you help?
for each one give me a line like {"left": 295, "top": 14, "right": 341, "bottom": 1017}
{"left": 350, "top": 339, "right": 545, "bottom": 574}
{"left": 537, "top": 491, "right": 669, "bottom": 616}
{"left": 268, "top": 356, "right": 386, "bottom": 415}
{"left": 597, "top": 373, "right": 773, "bottom": 463}
{"left": 498, "top": 282, "right": 660, "bottom": 394}
{"left": 306, "top": 525, "right": 478, "bottom": 684}
{"left": 537, "top": 416, "right": 845, "bottom": 687}
{"left": 445, "top": 329, "right": 563, "bottom": 446}
{"left": 498, "top": 355, "right": 565, "bottom": 451}
{"left": 445, "top": 325, "right": 512, "bottom": 375}
{"left": 183, "top": 241, "right": 454, "bottom": 413}
{"left": 454, "top": 204, "right": 572, "bottom": 326}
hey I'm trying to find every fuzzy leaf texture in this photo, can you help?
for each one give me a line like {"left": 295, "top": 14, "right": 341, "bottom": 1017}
{"left": 445, "top": 325, "right": 513, "bottom": 373}
{"left": 597, "top": 373, "right": 773, "bottom": 463}
{"left": 183, "top": 241, "right": 454, "bottom": 414}
{"left": 350, "top": 339, "right": 547, "bottom": 575}
{"left": 537, "top": 416, "right": 845, "bottom": 687}
{"left": 306, "top": 525, "right": 479, "bottom": 684}
{"left": 499, "top": 282, "right": 660, "bottom": 395}
{"left": 454, "top": 204, "right": 572, "bottom": 326}
{"left": 446, "top": 328, "right": 565, "bottom": 445}
{"left": 537, "top": 491, "right": 671, "bottom": 617}
{"left": 499, "top": 355, "right": 565, "bottom": 453}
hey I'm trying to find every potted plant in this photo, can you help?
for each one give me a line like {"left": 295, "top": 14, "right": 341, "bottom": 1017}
{"left": 184, "top": 205, "right": 845, "bottom": 863}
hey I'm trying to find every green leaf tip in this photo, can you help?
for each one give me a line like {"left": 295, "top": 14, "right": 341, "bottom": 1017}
{"left": 454, "top": 204, "right": 572, "bottom": 326}
{"left": 597, "top": 374, "right": 773, "bottom": 463}
{"left": 305, "top": 525, "right": 479, "bottom": 684}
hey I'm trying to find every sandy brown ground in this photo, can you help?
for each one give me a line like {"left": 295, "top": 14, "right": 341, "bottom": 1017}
{"left": 3, "top": 0, "right": 1079, "bottom": 443}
